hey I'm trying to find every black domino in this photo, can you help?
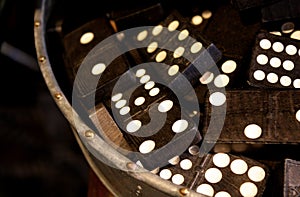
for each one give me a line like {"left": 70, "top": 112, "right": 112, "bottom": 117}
{"left": 247, "top": 31, "right": 300, "bottom": 89}
{"left": 201, "top": 89, "right": 300, "bottom": 160}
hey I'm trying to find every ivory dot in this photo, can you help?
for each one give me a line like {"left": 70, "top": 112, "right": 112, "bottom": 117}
{"left": 215, "top": 191, "right": 231, "bottom": 197}
{"left": 240, "top": 182, "right": 258, "bottom": 197}
{"left": 209, "top": 92, "right": 226, "bottom": 106}
{"left": 259, "top": 39, "right": 271, "bottom": 50}
{"left": 283, "top": 60, "right": 295, "bottom": 71}
{"left": 115, "top": 99, "right": 126, "bottom": 109}
{"left": 191, "top": 15, "right": 203, "bottom": 25}
{"left": 290, "top": 30, "right": 300, "bottom": 40}
{"left": 173, "top": 47, "right": 185, "bottom": 58}
{"left": 80, "top": 32, "right": 94, "bottom": 44}
{"left": 256, "top": 54, "right": 268, "bottom": 65}
{"left": 285, "top": 45, "right": 297, "bottom": 55}
{"left": 253, "top": 70, "right": 265, "bottom": 81}
{"left": 172, "top": 174, "right": 184, "bottom": 185}
{"left": 147, "top": 42, "right": 158, "bottom": 53}
{"left": 119, "top": 106, "right": 130, "bottom": 115}
{"left": 134, "top": 97, "right": 145, "bottom": 106}
{"left": 172, "top": 119, "right": 189, "bottom": 133}
{"left": 248, "top": 166, "right": 266, "bottom": 182}
{"left": 168, "top": 156, "right": 180, "bottom": 165}
{"left": 155, "top": 51, "right": 167, "bottom": 62}
{"left": 213, "top": 153, "right": 230, "bottom": 168}
{"left": 205, "top": 168, "right": 222, "bottom": 183}
{"left": 137, "top": 30, "right": 148, "bottom": 41}
{"left": 152, "top": 25, "right": 163, "bottom": 36}
{"left": 202, "top": 10, "right": 212, "bottom": 19}
{"left": 280, "top": 76, "right": 292, "bottom": 87}
{"left": 214, "top": 74, "right": 230, "bottom": 88}
{"left": 149, "top": 87, "right": 160, "bottom": 96}
{"left": 126, "top": 120, "right": 142, "bottom": 133}
{"left": 200, "top": 72, "right": 214, "bottom": 84}
{"left": 111, "top": 93, "right": 122, "bottom": 102}
{"left": 272, "top": 42, "right": 284, "bottom": 53}
{"left": 230, "top": 159, "right": 248, "bottom": 175}
{"left": 168, "top": 20, "right": 179, "bottom": 32}
{"left": 296, "top": 110, "right": 300, "bottom": 122}
{"left": 221, "top": 60, "right": 237, "bottom": 73}
{"left": 151, "top": 167, "right": 160, "bottom": 174}
{"left": 267, "top": 73, "right": 278, "bottom": 84}
{"left": 178, "top": 29, "right": 189, "bottom": 41}
{"left": 136, "top": 160, "right": 143, "bottom": 168}
{"left": 168, "top": 65, "right": 179, "bottom": 76}
{"left": 244, "top": 124, "right": 262, "bottom": 139}
{"left": 270, "top": 31, "right": 282, "bottom": 36}
{"left": 180, "top": 159, "right": 193, "bottom": 170}
{"left": 144, "top": 81, "right": 155, "bottom": 90}
{"left": 189, "top": 110, "right": 198, "bottom": 118}
{"left": 91, "top": 63, "right": 106, "bottom": 75}
{"left": 281, "top": 22, "right": 295, "bottom": 34}
{"left": 293, "top": 79, "right": 300, "bottom": 88}
{"left": 158, "top": 100, "right": 173, "bottom": 112}
{"left": 140, "top": 75, "right": 150, "bottom": 84}
{"left": 190, "top": 42, "right": 203, "bottom": 53}
{"left": 188, "top": 145, "right": 200, "bottom": 155}
{"left": 269, "top": 57, "right": 281, "bottom": 68}
{"left": 136, "top": 69, "right": 146, "bottom": 77}
{"left": 196, "top": 184, "right": 214, "bottom": 196}
{"left": 159, "top": 169, "right": 172, "bottom": 180}
{"left": 139, "top": 140, "right": 156, "bottom": 154}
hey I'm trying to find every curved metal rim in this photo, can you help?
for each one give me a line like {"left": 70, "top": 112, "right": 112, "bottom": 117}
{"left": 33, "top": 0, "right": 205, "bottom": 196}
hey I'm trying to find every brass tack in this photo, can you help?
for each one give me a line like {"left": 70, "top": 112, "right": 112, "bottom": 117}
{"left": 54, "top": 92, "right": 63, "bottom": 100}
{"left": 34, "top": 21, "right": 41, "bottom": 27}
{"left": 39, "top": 56, "right": 46, "bottom": 63}
{"left": 179, "top": 188, "right": 189, "bottom": 196}
{"left": 85, "top": 130, "right": 94, "bottom": 138}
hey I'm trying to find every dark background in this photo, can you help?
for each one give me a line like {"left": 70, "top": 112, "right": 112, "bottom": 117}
{"left": 0, "top": 0, "right": 90, "bottom": 196}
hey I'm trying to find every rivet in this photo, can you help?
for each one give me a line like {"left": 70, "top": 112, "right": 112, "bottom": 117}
{"left": 39, "top": 56, "right": 46, "bottom": 63}
{"left": 85, "top": 130, "right": 94, "bottom": 138}
{"left": 126, "top": 162, "right": 137, "bottom": 170}
{"left": 179, "top": 188, "right": 189, "bottom": 196}
{"left": 34, "top": 21, "right": 41, "bottom": 27}
{"left": 137, "top": 185, "right": 142, "bottom": 190}
{"left": 54, "top": 92, "right": 63, "bottom": 100}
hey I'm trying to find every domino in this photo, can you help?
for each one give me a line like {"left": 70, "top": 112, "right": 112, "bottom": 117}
{"left": 261, "top": 0, "right": 300, "bottom": 23}
{"left": 104, "top": 66, "right": 202, "bottom": 170}
{"left": 201, "top": 89, "right": 300, "bottom": 160}
{"left": 106, "top": 2, "right": 166, "bottom": 32}
{"left": 62, "top": 17, "right": 131, "bottom": 101}
{"left": 155, "top": 149, "right": 270, "bottom": 197}
{"left": 230, "top": 0, "right": 280, "bottom": 11}
{"left": 192, "top": 153, "right": 270, "bottom": 197}
{"left": 247, "top": 31, "right": 300, "bottom": 89}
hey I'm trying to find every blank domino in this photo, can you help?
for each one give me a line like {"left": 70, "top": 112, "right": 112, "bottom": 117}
{"left": 261, "top": 0, "right": 300, "bottom": 23}
{"left": 106, "top": 2, "right": 165, "bottom": 32}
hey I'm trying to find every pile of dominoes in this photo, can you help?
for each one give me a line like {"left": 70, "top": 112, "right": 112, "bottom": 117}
{"left": 52, "top": 0, "right": 300, "bottom": 196}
